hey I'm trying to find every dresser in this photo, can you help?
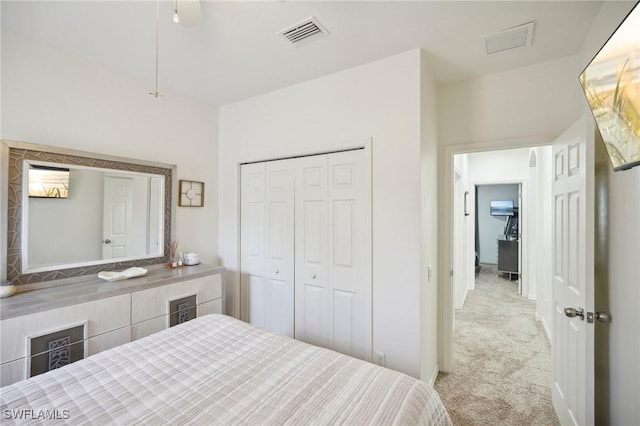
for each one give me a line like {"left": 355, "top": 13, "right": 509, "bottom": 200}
{"left": 0, "top": 264, "right": 224, "bottom": 386}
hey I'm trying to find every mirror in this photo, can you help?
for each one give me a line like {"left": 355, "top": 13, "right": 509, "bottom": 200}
{"left": 2, "top": 140, "right": 175, "bottom": 285}
{"left": 23, "top": 160, "right": 165, "bottom": 273}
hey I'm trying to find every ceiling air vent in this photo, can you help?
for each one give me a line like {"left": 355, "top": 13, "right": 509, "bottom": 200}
{"left": 484, "top": 21, "right": 535, "bottom": 55}
{"left": 279, "top": 17, "right": 329, "bottom": 46}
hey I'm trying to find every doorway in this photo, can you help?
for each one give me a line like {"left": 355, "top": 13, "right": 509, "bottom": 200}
{"left": 448, "top": 146, "right": 553, "bottom": 336}
{"left": 434, "top": 145, "right": 556, "bottom": 423}
{"left": 476, "top": 183, "right": 521, "bottom": 289}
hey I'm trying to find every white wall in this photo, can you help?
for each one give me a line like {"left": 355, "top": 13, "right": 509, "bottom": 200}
{"left": 534, "top": 145, "right": 553, "bottom": 336}
{"left": 439, "top": 55, "right": 585, "bottom": 147}
{"left": 603, "top": 159, "right": 640, "bottom": 426}
{"left": 419, "top": 50, "right": 440, "bottom": 383}
{"left": 219, "top": 49, "right": 435, "bottom": 379}
{"left": 578, "top": 2, "right": 640, "bottom": 424}
{"left": 1, "top": 30, "right": 219, "bottom": 266}
{"left": 476, "top": 184, "right": 519, "bottom": 264}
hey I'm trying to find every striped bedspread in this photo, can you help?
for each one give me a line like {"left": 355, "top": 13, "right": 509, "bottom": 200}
{"left": 1, "top": 314, "right": 452, "bottom": 425}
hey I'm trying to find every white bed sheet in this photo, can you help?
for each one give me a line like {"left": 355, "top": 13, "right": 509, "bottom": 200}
{"left": 0, "top": 314, "right": 452, "bottom": 425}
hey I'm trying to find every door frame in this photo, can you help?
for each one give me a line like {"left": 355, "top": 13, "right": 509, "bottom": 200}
{"left": 468, "top": 180, "right": 526, "bottom": 293}
{"left": 438, "top": 136, "right": 551, "bottom": 373}
{"left": 234, "top": 138, "right": 373, "bottom": 323}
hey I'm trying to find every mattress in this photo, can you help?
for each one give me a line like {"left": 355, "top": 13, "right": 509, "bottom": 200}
{"left": 0, "top": 314, "right": 452, "bottom": 425}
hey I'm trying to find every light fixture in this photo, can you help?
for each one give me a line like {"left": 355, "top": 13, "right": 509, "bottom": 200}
{"left": 150, "top": 0, "right": 185, "bottom": 97}
{"left": 173, "top": 0, "right": 180, "bottom": 23}
{"left": 149, "top": 0, "right": 163, "bottom": 97}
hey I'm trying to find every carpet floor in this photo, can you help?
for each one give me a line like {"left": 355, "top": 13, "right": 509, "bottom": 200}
{"left": 433, "top": 264, "right": 559, "bottom": 426}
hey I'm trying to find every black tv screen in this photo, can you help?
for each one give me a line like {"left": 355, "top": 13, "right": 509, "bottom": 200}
{"left": 579, "top": 2, "right": 640, "bottom": 171}
{"left": 490, "top": 200, "right": 514, "bottom": 216}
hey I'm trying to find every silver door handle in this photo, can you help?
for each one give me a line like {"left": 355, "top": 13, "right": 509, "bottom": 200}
{"left": 103, "top": 239, "right": 111, "bottom": 244}
{"left": 275, "top": 269, "right": 279, "bottom": 275}
{"left": 595, "top": 312, "right": 611, "bottom": 323}
{"left": 311, "top": 274, "right": 316, "bottom": 279}
{"left": 564, "top": 307, "right": 584, "bottom": 320}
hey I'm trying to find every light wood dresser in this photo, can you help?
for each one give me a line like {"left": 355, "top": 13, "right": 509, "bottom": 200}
{"left": 0, "top": 264, "right": 224, "bottom": 386}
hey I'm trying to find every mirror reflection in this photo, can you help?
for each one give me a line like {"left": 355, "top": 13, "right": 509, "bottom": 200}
{"left": 24, "top": 161, "right": 165, "bottom": 273}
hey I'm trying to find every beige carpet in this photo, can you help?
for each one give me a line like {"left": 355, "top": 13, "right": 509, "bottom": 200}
{"left": 434, "top": 264, "right": 559, "bottom": 426}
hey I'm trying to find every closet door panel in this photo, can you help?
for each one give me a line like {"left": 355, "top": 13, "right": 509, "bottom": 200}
{"left": 247, "top": 274, "right": 266, "bottom": 328}
{"left": 295, "top": 155, "right": 329, "bottom": 346}
{"left": 333, "top": 290, "right": 355, "bottom": 355}
{"left": 303, "top": 202, "right": 324, "bottom": 264}
{"left": 240, "top": 163, "right": 267, "bottom": 325}
{"left": 265, "top": 160, "right": 294, "bottom": 337}
{"left": 266, "top": 278, "right": 293, "bottom": 336}
{"left": 302, "top": 284, "right": 324, "bottom": 346}
{"left": 328, "top": 150, "right": 371, "bottom": 361}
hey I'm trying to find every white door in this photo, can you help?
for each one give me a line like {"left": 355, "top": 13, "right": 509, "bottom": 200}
{"left": 294, "top": 154, "right": 328, "bottom": 347}
{"left": 264, "top": 160, "right": 295, "bottom": 336}
{"left": 240, "top": 161, "right": 295, "bottom": 336}
{"left": 240, "top": 163, "right": 267, "bottom": 327}
{"left": 294, "top": 150, "right": 371, "bottom": 361}
{"left": 551, "top": 115, "right": 595, "bottom": 426}
{"left": 103, "top": 176, "right": 133, "bottom": 259}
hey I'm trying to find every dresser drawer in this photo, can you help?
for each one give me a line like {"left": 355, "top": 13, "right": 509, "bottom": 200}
{"left": 0, "top": 293, "right": 131, "bottom": 365}
{"left": 131, "top": 274, "right": 222, "bottom": 335}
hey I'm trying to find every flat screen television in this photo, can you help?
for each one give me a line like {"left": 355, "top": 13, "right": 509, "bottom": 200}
{"left": 579, "top": 2, "right": 640, "bottom": 171}
{"left": 490, "top": 200, "right": 514, "bottom": 216}
{"left": 28, "top": 165, "right": 70, "bottom": 198}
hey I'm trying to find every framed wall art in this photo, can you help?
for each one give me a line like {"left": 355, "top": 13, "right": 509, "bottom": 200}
{"left": 179, "top": 180, "right": 204, "bottom": 207}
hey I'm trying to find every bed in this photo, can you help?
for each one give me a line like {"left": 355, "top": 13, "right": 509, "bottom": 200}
{"left": 0, "top": 314, "right": 452, "bottom": 425}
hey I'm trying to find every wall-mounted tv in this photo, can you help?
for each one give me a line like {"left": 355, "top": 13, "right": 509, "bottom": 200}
{"left": 28, "top": 165, "right": 70, "bottom": 198}
{"left": 490, "top": 200, "right": 515, "bottom": 216}
{"left": 579, "top": 2, "right": 640, "bottom": 171}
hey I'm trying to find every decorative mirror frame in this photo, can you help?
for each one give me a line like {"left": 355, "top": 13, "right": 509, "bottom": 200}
{"left": 0, "top": 140, "right": 177, "bottom": 286}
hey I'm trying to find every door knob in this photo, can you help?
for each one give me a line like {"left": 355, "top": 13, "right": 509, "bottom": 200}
{"left": 103, "top": 239, "right": 112, "bottom": 244}
{"left": 564, "top": 307, "right": 584, "bottom": 320}
{"left": 311, "top": 274, "right": 317, "bottom": 279}
{"left": 275, "top": 269, "right": 279, "bottom": 275}
{"left": 595, "top": 312, "right": 611, "bottom": 323}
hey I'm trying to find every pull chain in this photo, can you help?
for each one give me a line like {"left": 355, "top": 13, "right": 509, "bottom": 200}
{"left": 149, "top": 0, "right": 163, "bottom": 97}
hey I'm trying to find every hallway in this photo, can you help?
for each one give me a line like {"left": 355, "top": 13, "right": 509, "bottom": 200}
{"left": 434, "top": 264, "right": 559, "bottom": 425}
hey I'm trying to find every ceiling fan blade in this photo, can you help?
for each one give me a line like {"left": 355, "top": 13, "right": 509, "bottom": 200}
{"left": 178, "top": 0, "right": 201, "bottom": 27}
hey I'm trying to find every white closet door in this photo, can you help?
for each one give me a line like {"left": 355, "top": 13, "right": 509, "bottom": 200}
{"left": 240, "top": 163, "right": 267, "bottom": 327}
{"left": 294, "top": 155, "right": 330, "bottom": 348}
{"left": 327, "top": 150, "right": 371, "bottom": 361}
{"left": 240, "top": 161, "right": 294, "bottom": 336}
{"left": 264, "top": 160, "right": 294, "bottom": 336}
{"left": 294, "top": 150, "right": 371, "bottom": 361}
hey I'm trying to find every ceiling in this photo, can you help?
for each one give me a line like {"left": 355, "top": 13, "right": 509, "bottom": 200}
{"left": 2, "top": 1, "right": 605, "bottom": 107}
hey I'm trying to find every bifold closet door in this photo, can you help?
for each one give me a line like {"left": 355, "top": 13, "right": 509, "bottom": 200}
{"left": 294, "top": 150, "right": 371, "bottom": 361}
{"left": 240, "top": 160, "right": 294, "bottom": 337}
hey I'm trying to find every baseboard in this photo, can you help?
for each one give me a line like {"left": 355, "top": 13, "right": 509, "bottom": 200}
{"left": 454, "top": 288, "right": 469, "bottom": 310}
{"left": 426, "top": 364, "right": 440, "bottom": 387}
{"left": 536, "top": 313, "right": 552, "bottom": 342}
